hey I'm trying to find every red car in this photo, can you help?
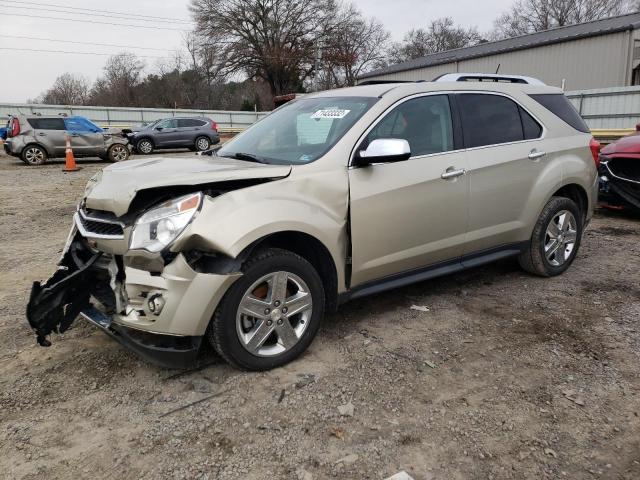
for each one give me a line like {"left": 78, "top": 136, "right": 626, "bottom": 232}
{"left": 599, "top": 127, "right": 640, "bottom": 211}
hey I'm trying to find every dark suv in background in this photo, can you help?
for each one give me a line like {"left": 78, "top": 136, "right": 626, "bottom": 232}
{"left": 129, "top": 117, "right": 220, "bottom": 154}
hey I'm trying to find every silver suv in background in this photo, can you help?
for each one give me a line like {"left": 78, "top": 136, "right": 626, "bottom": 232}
{"left": 4, "top": 115, "right": 130, "bottom": 165}
{"left": 27, "top": 74, "right": 598, "bottom": 371}
{"left": 129, "top": 117, "right": 220, "bottom": 154}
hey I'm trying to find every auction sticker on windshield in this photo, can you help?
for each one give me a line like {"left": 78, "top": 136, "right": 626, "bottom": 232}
{"left": 310, "top": 109, "right": 351, "bottom": 119}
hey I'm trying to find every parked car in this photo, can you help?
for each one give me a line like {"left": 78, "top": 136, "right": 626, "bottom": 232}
{"left": 598, "top": 127, "right": 640, "bottom": 212}
{"left": 3, "top": 115, "right": 130, "bottom": 165}
{"left": 27, "top": 74, "right": 598, "bottom": 371}
{"left": 128, "top": 117, "right": 220, "bottom": 154}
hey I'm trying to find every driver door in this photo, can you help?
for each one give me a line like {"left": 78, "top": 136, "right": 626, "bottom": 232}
{"left": 348, "top": 94, "right": 469, "bottom": 287}
{"left": 153, "top": 119, "right": 179, "bottom": 146}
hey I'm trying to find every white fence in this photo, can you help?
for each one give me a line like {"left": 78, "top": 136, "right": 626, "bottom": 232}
{"left": 0, "top": 103, "right": 268, "bottom": 130}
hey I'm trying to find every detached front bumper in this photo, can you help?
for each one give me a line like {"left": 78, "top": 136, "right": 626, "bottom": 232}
{"left": 26, "top": 230, "right": 241, "bottom": 368}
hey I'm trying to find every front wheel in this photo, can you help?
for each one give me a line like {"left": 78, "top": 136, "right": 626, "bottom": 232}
{"left": 208, "top": 248, "right": 325, "bottom": 371}
{"left": 518, "top": 196, "right": 583, "bottom": 277}
{"left": 106, "top": 143, "right": 129, "bottom": 162}
{"left": 136, "top": 138, "right": 154, "bottom": 154}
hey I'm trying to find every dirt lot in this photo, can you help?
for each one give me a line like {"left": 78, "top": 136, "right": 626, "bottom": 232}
{"left": 0, "top": 150, "right": 639, "bottom": 480}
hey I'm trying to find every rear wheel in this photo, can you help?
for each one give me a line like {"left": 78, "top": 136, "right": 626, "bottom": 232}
{"left": 518, "top": 196, "right": 582, "bottom": 277}
{"left": 136, "top": 138, "right": 154, "bottom": 154}
{"left": 106, "top": 143, "right": 129, "bottom": 162}
{"left": 22, "top": 145, "right": 47, "bottom": 166}
{"left": 195, "top": 136, "right": 211, "bottom": 152}
{"left": 208, "top": 248, "right": 325, "bottom": 371}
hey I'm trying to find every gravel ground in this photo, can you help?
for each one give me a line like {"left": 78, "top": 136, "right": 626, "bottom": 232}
{"left": 0, "top": 149, "right": 639, "bottom": 480}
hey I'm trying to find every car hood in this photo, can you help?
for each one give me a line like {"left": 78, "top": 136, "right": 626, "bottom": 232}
{"left": 85, "top": 155, "right": 292, "bottom": 216}
{"left": 601, "top": 134, "right": 640, "bottom": 156}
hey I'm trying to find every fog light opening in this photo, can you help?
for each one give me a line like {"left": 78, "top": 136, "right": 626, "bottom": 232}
{"left": 148, "top": 294, "right": 165, "bottom": 315}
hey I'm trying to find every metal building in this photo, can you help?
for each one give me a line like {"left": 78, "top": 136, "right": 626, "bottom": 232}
{"left": 358, "top": 13, "right": 640, "bottom": 91}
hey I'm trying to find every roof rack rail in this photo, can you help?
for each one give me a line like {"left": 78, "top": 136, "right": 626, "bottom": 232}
{"left": 433, "top": 73, "right": 545, "bottom": 85}
{"left": 358, "top": 80, "right": 414, "bottom": 85}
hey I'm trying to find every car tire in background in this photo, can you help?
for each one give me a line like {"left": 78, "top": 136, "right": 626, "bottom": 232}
{"left": 136, "top": 138, "right": 154, "bottom": 154}
{"left": 21, "top": 145, "right": 47, "bottom": 166}
{"left": 208, "top": 248, "right": 325, "bottom": 371}
{"left": 107, "top": 144, "right": 130, "bottom": 162}
{"left": 518, "top": 196, "right": 583, "bottom": 277}
{"left": 195, "top": 136, "right": 211, "bottom": 152}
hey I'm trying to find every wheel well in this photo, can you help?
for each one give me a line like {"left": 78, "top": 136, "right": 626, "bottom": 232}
{"left": 552, "top": 184, "right": 588, "bottom": 221}
{"left": 246, "top": 232, "right": 339, "bottom": 313}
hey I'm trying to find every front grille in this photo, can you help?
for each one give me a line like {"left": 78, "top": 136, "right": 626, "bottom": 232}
{"left": 76, "top": 208, "right": 124, "bottom": 238}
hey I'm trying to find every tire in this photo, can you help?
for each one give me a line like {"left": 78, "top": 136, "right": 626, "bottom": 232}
{"left": 195, "top": 136, "right": 211, "bottom": 152}
{"left": 136, "top": 138, "right": 154, "bottom": 154}
{"left": 106, "top": 143, "right": 129, "bottom": 162}
{"left": 518, "top": 196, "right": 583, "bottom": 277}
{"left": 208, "top": 248, "right": 325, "bottom": 371}
{"left": 21, "top": 145, "right": 47, "bottom": 166}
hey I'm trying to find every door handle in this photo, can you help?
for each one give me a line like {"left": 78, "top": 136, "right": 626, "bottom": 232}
{"left": 528, "top": 149, "right": 546, "bottom": 160}
{"left": 37, "top": 132, "right": 46, "bottom": 136}
{"left": 441, "top": 168, "right": 466, "bottom": 180}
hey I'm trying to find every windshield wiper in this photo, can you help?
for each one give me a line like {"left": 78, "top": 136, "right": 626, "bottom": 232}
{"left": 220, "top": 152, "right": 267, "bottom": 164}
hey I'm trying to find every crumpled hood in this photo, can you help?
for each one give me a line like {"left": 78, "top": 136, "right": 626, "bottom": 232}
{"left": 85, "top": 155, "right": 292, "bottom": 216}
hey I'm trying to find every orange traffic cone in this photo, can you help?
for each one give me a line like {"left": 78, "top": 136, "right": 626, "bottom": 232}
{"left": 63, "top": 134, "right": 80, "bottom": 172}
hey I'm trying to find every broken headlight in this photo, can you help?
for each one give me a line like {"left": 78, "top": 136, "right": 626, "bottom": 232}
{"left": 130, "top": 192, "right": 202, "bottom": 253}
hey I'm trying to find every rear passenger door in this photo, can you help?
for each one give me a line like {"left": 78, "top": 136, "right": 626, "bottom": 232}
{"left": 176, "top": 118, "right": 205, "bottom": 146}
{"left": 455, "top": 93, "right": 546, "bottom": 257}
{"left": 30, "top": 117, "right": 67, "bottom": 157}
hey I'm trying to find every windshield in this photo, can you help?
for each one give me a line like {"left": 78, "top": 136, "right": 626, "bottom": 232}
{"left": 218, "top": 96, "right": 378, "bottom": 165}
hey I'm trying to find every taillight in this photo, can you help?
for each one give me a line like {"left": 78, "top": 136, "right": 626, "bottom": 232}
{"left": 589, "top": 138, "right": 601, "bottom": 169}
{"left": 211, "top": 121, "right": 218, "bottom": 132}
{"left": 9, "top": 118, "right": 20, "bottom": 137}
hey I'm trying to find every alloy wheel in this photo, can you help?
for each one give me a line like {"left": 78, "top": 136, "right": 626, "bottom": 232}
{"left": 110, "top": 144, "right": 128, "bottom": 161}
{"left": 138, "top": 140, "right": 152, "bottom": 154}
{"left": 24, "top": 147, "right": 44, "bottom": 165}
{"left": 236, "top": 271, "right": 313, "bottom": 357}
{"left": 544, "top": 210, "right": 577, "bottom": 267}
{"left": 196, "top": 138, "right": 210, "bottom": 151}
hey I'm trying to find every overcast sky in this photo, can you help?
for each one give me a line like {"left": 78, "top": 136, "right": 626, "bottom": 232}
{"left": 0, "top": 0, "right": 513, "bottom": 103}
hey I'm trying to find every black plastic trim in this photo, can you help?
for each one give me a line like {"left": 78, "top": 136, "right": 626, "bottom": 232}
{"left": 339, "top": 242, "right": 528, "bottom": 304}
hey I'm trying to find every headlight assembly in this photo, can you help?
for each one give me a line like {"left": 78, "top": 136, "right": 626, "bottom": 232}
{"left": 129, "top": 192, "right": 202, "bottom": 252}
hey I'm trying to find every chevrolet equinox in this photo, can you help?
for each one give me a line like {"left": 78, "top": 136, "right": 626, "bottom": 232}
{"left": 27, "top": 74, "right": 599, "bottom": 371}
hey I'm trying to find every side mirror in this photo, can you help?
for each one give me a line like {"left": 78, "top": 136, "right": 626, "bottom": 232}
{"left": 354, "top": 138, "right": 411, "bottom": 166}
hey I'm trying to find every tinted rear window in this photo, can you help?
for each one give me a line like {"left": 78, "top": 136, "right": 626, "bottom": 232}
{"left": 529, "top": 94, "right": 589, "bottom": 133}
{"left": 28, "top": 118, "right": 66, "bottom": 130}
{"left": 457, "top": 93, "right": 524, "bottom": 148}
{"left": 178, "top": 119, "right": 207, "bottom": 127}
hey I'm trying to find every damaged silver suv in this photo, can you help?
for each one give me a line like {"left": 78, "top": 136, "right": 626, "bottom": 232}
{"left": 27, "top": 74, "right": 599, "bottom": 370}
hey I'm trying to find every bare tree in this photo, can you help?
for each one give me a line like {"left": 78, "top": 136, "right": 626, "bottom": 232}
{"left": 492, "top": 0, "right": 636, "bottom": 39}
{"left": 90, "top": 52, "right": 145, "bottom": 106}
{"left": 190, "top": 0, "right": 338, "bottom": 96}
{"left": 388, "top": 18, "right": 482, "bottom": 63}
{"left": 38, "top": 73, "right": 90, "bottom": 105}
{"left": 321, "top": 4, "right": 390, "bottom": 87}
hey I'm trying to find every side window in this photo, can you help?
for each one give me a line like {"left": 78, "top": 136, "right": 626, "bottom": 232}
{"left": 177, "top": 119, "right": 201, "bottom": 127}
{"left": 156, "top": 119, "right": 177, "bottom": 129}
{"left": 28, "top": 118, "right": 66, "bottom": 130}
{"left": 519, "top": 107, "right": 543, "bottom": 140}
{"left": 529, "top": 93, "right": 589, "bottom": 133}
{"left": 457, "top": 94, "right": 524, "bottom": 148}
{"left": 65, "top": 117, "right": 100, "bottom": 133}
{"left": 365, "top": 95, "right": 454, "bottom": 157}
